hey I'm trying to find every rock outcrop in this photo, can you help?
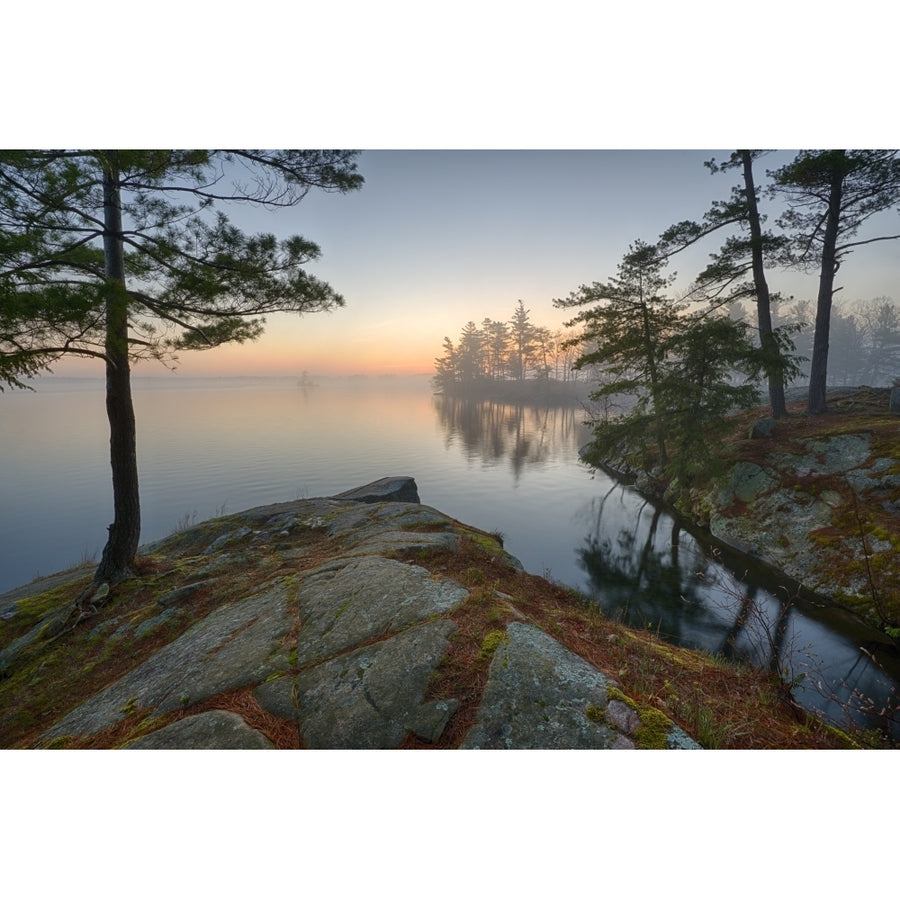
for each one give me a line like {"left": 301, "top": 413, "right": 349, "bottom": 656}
{"left": 593, "top": 387, "right": 899, "bottom": 628}
{"left": 682, "top": 431, "right": 899, "bottom": 621}
{"left": 0, "top": 477, "right": 699, "bottom": 750}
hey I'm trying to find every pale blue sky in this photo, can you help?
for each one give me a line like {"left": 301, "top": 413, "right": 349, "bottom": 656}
{"left": 9, "top": 149, "right": 898, "bottom": 378}
{"left": 10, "top": 4, "right": 899, "bottom": 378}
{"left": 125, "top": 149, "right": 898, "bottom": 376}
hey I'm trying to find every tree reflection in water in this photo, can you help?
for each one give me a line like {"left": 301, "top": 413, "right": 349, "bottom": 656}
{"left": 577, "top": 481, "right": 899, "bottom": 738}
{"left": 434, "top": 394, "right": 587, "bottom": 481}
{"left": 577, "top": 485, "right": 737, "bottom": 654}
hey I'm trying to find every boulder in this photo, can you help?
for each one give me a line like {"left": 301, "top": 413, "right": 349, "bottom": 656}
{"left": 460, "top": 622, "right": 699, "bottom": 749}
{"left": 721, "top": 462, "right": 778, "bottom": 504}
{"left": 748, "top": 417, "right": 776, "bottom": 439}
{"left": 332, "top": 476, "right": 420, "bottom": 504}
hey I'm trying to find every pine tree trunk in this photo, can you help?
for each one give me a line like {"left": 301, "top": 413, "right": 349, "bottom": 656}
{"left": 808, "top": 156, "right": 845, "bottom": 416}
{"left": 95, "top": 156, "right": 141, "bottom": 583}
{"left": 741, "top": 151, "right": 787, "bottom": 418}
{"left": 640, "top": 300, "right": 668, "bottom": 468}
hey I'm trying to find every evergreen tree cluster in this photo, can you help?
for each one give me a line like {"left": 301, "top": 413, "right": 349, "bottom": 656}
{"left": 555, "top": 150, "right": 900, "bottom": 482}
{"left": 555, "top": 241, "right": 773, "bottom": 479}
{"left": 432, "top": 299, "right": 580, "bottom": 392}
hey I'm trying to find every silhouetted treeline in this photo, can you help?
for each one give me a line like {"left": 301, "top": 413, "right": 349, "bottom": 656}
{"left": 435, "top": 295, "right": 899, "bottom": 400}
{"left": 433, "top": 300, "right": 586, "bottom": 395}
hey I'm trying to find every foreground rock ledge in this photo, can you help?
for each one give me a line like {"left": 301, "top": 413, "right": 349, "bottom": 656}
{"left": 2, "top": 476, "right": 699, "bottom": 750}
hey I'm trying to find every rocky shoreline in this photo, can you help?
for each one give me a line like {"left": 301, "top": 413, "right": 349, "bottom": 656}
{"left": 1, "top": 477, "right": 702, "bottom": 750}
{"left": 593, "top": 388, "right": 900, "bottom": 633}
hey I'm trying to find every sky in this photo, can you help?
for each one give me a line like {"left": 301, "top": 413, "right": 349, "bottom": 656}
{"left": 47, "top": 149, "right": 900, "bottom": 380}
{"left": 8, "top": 4, "right": 898, "bottom": 381}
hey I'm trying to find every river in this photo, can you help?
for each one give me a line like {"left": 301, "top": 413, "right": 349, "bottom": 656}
{"left": 1, "top": 375, "right": 897, "bottom": 738}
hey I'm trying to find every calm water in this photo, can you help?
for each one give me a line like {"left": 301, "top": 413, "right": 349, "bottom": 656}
{"left": 1, "top": 375, "right": 897, "bottom": 736}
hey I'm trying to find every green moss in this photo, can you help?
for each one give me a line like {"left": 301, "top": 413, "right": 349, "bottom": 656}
{"left": 334, "top": 599, "right": 352, "bottom": 618}
{"left": 585, "top": 705, "right": 605, "bottom": 723}
{"left": 459, "top": 527, "right": 504, "bottom": 553}
{"left": 479, "top": 629, "right": 506, "bottom": 660}
{"left": 607, "top": 685, "right": 636, "bottom": 709}
{"left": 820, "top": 722, "right": 863, "bottom": 749}
{"left": 606, "top": 685, "right": 675, "bottom": 749}
{"left": 810, "top": 529, "right": 842, "bottom": 549}
{"left": 869, "top": 525, "right": 896, "bottom": 544}
{"left": 635, "top": 708, "right": 673, "bottom": 749}
{"left": 7, "top": 582, "right": 80, "bottom": 633}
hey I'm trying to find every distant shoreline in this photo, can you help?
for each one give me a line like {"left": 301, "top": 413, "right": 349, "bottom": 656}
{"left": 434, "top": 377, "right": 593, "bottom": 407}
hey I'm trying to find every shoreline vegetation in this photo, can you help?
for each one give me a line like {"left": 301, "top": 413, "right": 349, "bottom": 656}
{"left": 436, "top": 380, "right": 900, "bottom": 744}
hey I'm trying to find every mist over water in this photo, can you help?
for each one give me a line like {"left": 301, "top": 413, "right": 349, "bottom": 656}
{"left": 1, "top": 375, "right": 896, "bottom": 735}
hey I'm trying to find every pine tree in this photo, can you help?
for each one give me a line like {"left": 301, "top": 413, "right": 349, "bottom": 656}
{"left": 456, "top": 320, "right": 485, "bottom": 384}
{"left": 658, "top": 151, "right": 796, "bottom": 418}
{"left": 481, "top": 317, "right": 510, "bottom": 381}
{"left": 554, "top": 241, "right": 683, "bottom": 467}
{"left": 660, "top": 313, "right": 761, "bottom": 479}
{"left": 432, "top": 336, "right": 458, "bottom": 391}
{"left": 508, "top": 299, "right": 536, "bottom": 381}
{"left": 0, "top": 150, "right": 363, "bottom": 582}
{"left": 770, "top": 150, "right": 900, "bottom": 414}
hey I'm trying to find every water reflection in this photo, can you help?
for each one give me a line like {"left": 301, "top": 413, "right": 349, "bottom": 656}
{"left": 5, "top": 380, "right": 895, "bottom": 740}
{"left": 576, "top": 482, "right": 900, "bottom": 739}
{"left": 433, "top": 395, "right": 590, "bottom": 480}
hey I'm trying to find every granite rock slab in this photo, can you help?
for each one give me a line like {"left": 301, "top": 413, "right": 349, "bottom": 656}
{"left": 460, "top": 622, "right": 620, "bottom": 749}
{"left": 332, "top": 475, "right": 420, "bottom": 504}
{"left": 40, "top": 579, "right": 293, "bottom": 743}
{"left": 295, "top": 556, "right": 468, "bottom": 666}
{"left": 293, "top": 619, "right": 458, "bottom": 748}
{"left": 461, "top": 622, "right": 700, "bottom": 749}
{"left": 123, "top": 710, "right": 274, "bottom": 749}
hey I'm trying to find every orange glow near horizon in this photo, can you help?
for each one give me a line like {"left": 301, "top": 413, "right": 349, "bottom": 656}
{"left": 46, "top": 300, "right": 574, "bottom": 380}
{"left": 47, "top": 318, "right": 445, "bottom": 380}
{"left": 167, "top": 312, "right": 449, "bottom": 377}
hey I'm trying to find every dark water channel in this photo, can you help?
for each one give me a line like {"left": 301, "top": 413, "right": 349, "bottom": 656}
{"left": 575, "top": 472, "right": 900, "bottom": 741}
